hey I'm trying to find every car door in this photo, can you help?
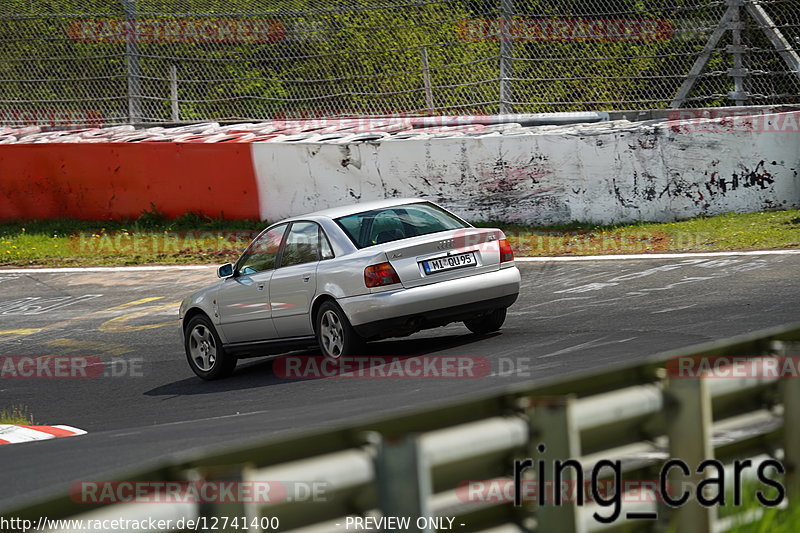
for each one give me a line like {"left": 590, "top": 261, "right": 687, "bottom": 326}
{"left": 216, "top": 224, "right": 287, "bottom": 344}
{"left": 269, "top": 221, "right": 326, "bottom": 338}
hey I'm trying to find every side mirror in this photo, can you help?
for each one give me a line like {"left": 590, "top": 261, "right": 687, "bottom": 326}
{"left": 217, "top": 263, "right": 234, "bottom": 279}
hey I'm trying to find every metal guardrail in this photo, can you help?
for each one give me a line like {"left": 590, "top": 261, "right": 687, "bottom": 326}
{"left": 3, "top": 324, "right": 799, "bottom": 533}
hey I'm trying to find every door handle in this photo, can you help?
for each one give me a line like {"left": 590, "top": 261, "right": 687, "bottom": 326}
{"left": 257, "top": 284, "right": 265, "bottom": 291}
{"left": 302, "top": 275, "right": 311, "bottom": 283}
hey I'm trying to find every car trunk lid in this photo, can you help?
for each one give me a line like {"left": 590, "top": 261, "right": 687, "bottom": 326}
{"left": 379, "top": 228, "right": 504, "bottom": 289}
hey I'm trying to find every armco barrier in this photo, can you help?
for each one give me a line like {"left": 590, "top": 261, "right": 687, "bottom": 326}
{"left": 2, "top": 323, "right": 799, "bottom": 533}
{"left": 0, "top": 110, "right": 798, "bottom": 224}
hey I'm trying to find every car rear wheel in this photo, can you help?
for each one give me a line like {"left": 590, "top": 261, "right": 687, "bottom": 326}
{"left": 464, "top": 308, "right": 507, "bottom": 335}
{"left": 185, "top": 315, "right": 237, "bottom": 380}
{"left": 316, "top": 301, "right": 364, "bottom": 360}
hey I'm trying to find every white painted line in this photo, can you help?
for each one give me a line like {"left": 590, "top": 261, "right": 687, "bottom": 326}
{"left": 0, "top": 265, "right": 215, "bottom": 274}
{"left": 0, "top": 250, "right": 796, "bottom": 273}
{"left": 515, "top": 250, "right": 800, "bottom": 262}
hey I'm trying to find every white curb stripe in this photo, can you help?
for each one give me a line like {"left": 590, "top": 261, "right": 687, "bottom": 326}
{"left": 515, "top": 250, "right": 800, "bottom": 262}
{"left": 0, "top": 424, "right": 87, "bottom": 445}
{"left": 52, "top": 425, "right": 88, "bottom": 435}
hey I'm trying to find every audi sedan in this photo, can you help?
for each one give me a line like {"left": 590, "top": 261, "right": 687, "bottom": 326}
{"left": 179, "top": 198, "right": 520, "bottom": 379}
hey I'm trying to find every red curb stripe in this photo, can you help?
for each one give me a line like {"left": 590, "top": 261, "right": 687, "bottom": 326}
{"left": 22, "top": 425, "right": 79, "bottom": 437}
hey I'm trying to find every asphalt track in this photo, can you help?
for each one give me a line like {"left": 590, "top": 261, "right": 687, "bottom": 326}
{"left": 1, "top": 253, "right": 799, "bottom": 511}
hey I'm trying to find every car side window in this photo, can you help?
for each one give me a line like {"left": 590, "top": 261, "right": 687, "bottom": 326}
{"left": 237, "top": 224, "right": 287, "bottom": 275}
{"left": 280, "top": 222, "right": 321, "bottom": 267}
{"left": 319, "top": 226, "right": 335, "bottom": 260}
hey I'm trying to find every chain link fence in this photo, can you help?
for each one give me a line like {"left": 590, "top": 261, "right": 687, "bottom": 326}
{"left": 0, "top": 0, "right": 798, "bottom": 125}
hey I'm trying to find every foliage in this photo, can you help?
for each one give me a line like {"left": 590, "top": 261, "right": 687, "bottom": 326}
{"left": 0, "top": 0, "right": 796, "bottom": 121}
{"left": 0, "top": 405, "right": 34, "bottom": 425}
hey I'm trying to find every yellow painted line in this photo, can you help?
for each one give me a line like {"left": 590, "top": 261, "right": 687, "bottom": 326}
{"left": 44, "top": 338, "right": 133, "bottom": 357}
{"left": 0, "top": 328, "right": 42, "bottom": 336}
{"left": 98, "top": 302, "right": 181, "bottom": 333}
{"left": 103, "top": 297, "right": 164, "bottom": 312}
{"left": 0, "top": 297, "right": 168, "bottom": 338}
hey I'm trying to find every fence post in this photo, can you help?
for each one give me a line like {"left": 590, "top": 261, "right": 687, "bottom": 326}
{"left": 728, "top": 4, "right": 749, "bottom": 105}
{"left": 170, "top": 64, "right": 180, "bottom": 122}
{"left": 375, "top": 434, "right": 432, "bottom": 533}
{"left": 528, "top": 396, "right": 580, "bottom": 533}
{"left": 664, "top": 374, "right": 716, "bottom": 533}
{"left": 419, "top": 47, "right": 435, "bottom": 113}
{"left": 121, "top": 0, "right": 142, "bottom": 123}
{"left": 499, "top": 0, "right": 514, "bottom": 115}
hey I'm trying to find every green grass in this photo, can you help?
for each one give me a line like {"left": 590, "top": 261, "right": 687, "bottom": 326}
{"left": 725, "top": 503, "right": 800, "bottom": 533}
{"left": 475, "top": 209, "right": 800, "bottom": 257}
{"left": 717, "top": 479, "right": 799, "bottom": 533}
{"left": 0, "top": 405, "right": 33, "bottom": 425}
{"left": 0, "top": 206, "right": 265, "bottom": 267}
{"left": 0, "top": 209, "right": 798, "bottom": 267}
{"left": 659, "top": 479, "right": 800, "bottom": 533}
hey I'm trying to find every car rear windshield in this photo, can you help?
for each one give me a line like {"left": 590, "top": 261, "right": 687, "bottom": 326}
{"left": 335, "top": 202, "right": 469, "bottom": 249}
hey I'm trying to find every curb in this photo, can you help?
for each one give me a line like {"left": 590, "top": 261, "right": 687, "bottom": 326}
{"left": 0, "top": 424, "right": 87, "bottom": 445}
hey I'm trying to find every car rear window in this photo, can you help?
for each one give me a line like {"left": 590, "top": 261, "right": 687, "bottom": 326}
{"left": 335, "top": 202, "right": 469, "bottom": 248}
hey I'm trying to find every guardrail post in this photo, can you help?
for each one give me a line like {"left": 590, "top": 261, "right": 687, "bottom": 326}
{"left": 781, "top": 342, "right": 800, "bottom": 505}
{"left": 528, "top": 395, "right": 580, "bottom": 533}
{"left": 186, "top": 467, "right": 250, "bottom": 525}
{"left": 664, "top": 373, "right": 716, "bottom": 533}
{"left": 375, "top": 434, "right": 432, "bottom": 533}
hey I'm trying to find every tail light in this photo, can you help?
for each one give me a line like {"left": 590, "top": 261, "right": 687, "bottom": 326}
{"left": 499, "top": 239, "right": 514, "bottom": 263}
{"left": 364, "top": 261, "right": 401, "bottom": 288}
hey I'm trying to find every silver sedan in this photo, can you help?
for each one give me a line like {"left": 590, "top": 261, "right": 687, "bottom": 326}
{"left": 179, "top": 198, "right": 520, "bottom": 379}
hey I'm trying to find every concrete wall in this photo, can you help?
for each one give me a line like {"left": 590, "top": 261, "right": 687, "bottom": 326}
{"left": 1, "top": 111, "right": 798, "bottom": 224}
{"left": 0, "top": 143, "right": 259, "bottom": 220}
{"left": 252, "top": 111, "right": 800, "bottom": 224}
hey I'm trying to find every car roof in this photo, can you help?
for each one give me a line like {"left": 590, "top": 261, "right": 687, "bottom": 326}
{"left": 288, "top": 197, "right": 430, "bottom": 221}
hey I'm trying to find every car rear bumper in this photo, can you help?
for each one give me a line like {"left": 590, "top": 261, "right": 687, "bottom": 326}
{"left": 338, "top": 266, "right": 520, "bottom": 339}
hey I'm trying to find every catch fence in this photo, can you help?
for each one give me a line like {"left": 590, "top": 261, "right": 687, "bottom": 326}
{"left": 0, "top": 0, "right": 798, "bottom": 125}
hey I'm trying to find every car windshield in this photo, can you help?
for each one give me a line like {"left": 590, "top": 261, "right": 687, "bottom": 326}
{"left": 335, "top": 202, "right": 469, "bottom": 248}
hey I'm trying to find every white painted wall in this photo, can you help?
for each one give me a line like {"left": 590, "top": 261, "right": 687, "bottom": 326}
{"left": 251, "top": 111, "right": 800, "bottom": 224}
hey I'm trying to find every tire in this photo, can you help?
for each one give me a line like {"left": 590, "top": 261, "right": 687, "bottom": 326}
{"left": 315, "top": 300, "right": 364, "bottom": 360}
{"left": 464, "top": 308, "right": 507, "bottom": 335}
{"left": 184, "top": 315, "right": 237, "bottom": 380}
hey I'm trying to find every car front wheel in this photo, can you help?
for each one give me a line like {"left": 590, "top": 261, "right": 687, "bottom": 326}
{"left": 464, "top": 308, "right": 507, "bottom": 335}
{"left": 185, "top": 315, "right": 237, "bottom": 380}
{"left": 316, "top": 301, "right": 364, "bottom": 360}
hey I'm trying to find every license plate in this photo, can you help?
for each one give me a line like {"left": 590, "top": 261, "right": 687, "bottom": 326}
{"left": 421, "top": 252, "right": 476, "bottom": 275}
